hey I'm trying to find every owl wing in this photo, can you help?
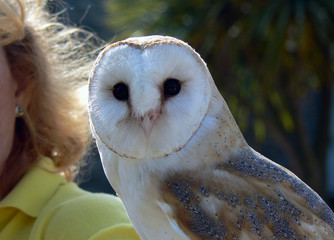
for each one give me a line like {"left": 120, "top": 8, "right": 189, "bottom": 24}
{"left": 158, "top": 149, "right": 334, "bottom": 240}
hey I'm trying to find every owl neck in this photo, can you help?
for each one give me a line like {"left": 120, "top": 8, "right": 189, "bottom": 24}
{"left": 207, "top": 87, "right": 248, "bottom": 151}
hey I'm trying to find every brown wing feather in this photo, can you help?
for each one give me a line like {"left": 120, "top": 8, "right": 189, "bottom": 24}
{"left": 160, "top": 149, "right": 334, "bottom": 240}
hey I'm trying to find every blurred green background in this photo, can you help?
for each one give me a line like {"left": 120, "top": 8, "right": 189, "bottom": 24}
{"left": 54, "top": 0, "right": 334, "bottom": 209}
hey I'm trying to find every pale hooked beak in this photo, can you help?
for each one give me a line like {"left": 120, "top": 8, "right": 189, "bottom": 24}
{"left": 139, "top": 110, "right": 160, "bottom": 138}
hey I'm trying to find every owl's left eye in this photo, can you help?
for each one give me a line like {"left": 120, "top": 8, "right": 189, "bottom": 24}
{"left": 113, "top": 82, "right": 129, "bottom": 101}
{"left": 164, "top": 78, "right": 181, "bottom": 98}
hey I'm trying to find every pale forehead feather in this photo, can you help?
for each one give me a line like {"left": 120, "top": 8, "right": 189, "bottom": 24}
{"left": 100, "top": 35, "right": 208, "bottom": 71}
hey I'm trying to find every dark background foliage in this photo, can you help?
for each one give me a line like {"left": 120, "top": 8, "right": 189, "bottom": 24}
{"left": 56, "top": 0, "right": 334, "bottom": 209}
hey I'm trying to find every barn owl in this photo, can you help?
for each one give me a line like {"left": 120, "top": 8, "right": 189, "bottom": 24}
{"left": 88, "top": 35, "right": 334, "bottom": 240}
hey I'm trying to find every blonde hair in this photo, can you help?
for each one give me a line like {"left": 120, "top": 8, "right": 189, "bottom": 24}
{"left": 0, "top": 0, "right": 101, "bottom": 196}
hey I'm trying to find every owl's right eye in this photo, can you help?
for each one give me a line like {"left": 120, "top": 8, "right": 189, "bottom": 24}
{"left": 113, "top": 83, "right": 129, "bottom": 101}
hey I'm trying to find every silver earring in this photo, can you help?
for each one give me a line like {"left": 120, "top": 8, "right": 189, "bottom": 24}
{"left": 15, "top": 105, "right": 24, "bottom": 117}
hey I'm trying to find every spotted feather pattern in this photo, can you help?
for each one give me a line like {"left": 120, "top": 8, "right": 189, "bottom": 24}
{"left": 161, "top": 150, "right": 334, "bottom": 240}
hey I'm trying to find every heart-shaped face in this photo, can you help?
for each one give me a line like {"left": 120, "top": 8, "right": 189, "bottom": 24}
{"left": 88, "top": 35, "right": 211, "bottom": 159}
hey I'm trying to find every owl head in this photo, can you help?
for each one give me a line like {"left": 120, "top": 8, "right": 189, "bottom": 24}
{"left": 88, "top": 35, "right": 212, "bottom": 159}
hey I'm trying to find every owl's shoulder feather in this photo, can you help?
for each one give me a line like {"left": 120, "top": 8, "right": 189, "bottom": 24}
{"left": 158, "top": 149, "right": 334, "bottom": 239}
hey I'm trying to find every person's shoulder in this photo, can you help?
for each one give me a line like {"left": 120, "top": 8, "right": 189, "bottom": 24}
{"left": 58, "top": 186, "right": 131, "bottom": 224}
{"left": 37, "top": 182, "right": 140, "bottom": 240}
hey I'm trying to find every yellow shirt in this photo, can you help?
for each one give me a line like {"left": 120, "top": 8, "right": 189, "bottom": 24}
{"left": 0, "top": 157, "right": 140, "bottom": 240}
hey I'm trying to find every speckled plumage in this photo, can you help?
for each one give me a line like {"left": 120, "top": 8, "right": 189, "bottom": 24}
{"left": 88, "top": 35, "right": 334, "bottom": 240}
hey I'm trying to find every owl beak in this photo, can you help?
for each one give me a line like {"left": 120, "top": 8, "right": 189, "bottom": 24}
{"left": 139, "top": 110, "right": 160, "bottom": 138}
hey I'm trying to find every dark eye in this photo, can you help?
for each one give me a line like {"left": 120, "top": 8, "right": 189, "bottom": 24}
{"left": 164, "top": 78, "right": 181, "bottom": 97}
{"left": 113, "top": 82, "right": 129, "bottom": 101}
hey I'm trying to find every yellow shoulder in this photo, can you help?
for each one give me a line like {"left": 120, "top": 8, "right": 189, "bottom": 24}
{"left": 33, "top": 183, "right": 140, "bottom": 240}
